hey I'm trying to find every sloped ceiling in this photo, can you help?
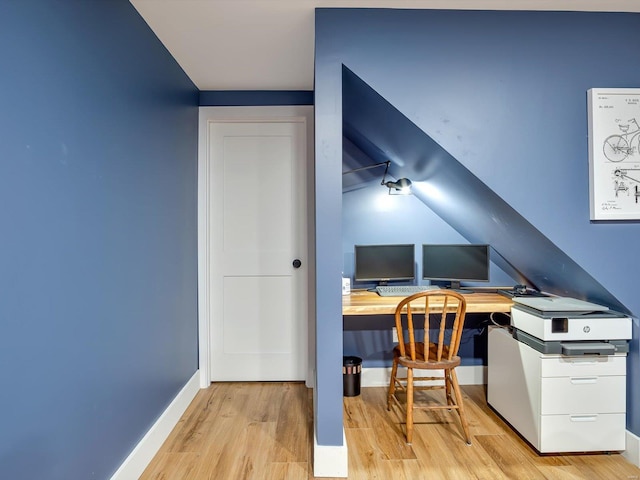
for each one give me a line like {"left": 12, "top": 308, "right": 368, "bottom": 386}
{"left": 341, "top": 66, "right": 630, "bottom": 314}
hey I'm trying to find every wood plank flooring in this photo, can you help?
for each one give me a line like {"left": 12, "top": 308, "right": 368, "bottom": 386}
{"left": 141, "top": 382, "right": 640, "bottom": 479}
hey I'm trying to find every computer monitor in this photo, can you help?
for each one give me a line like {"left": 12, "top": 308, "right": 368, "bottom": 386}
{"left": 354, "top": 244, "right": 415, "bottom": 284}
{"left": 422, "top": 244, "right": 490, "bottom": 290}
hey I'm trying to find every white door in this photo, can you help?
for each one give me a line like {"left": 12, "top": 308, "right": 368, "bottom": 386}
{"left": 203, "top": 111, "right": 308, "bottom": 381}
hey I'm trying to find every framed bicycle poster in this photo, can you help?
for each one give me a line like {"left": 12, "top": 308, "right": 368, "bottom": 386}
{"left": 588, "top": 88, "right": 640, "bottom": 220}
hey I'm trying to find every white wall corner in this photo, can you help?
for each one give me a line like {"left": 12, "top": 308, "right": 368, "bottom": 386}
{"left": 623, "top": 429, "right": 640, "bottom": 468}
{"left": 110, "top": 370, "right": 201, "bottom": 480}
{"left": 313, "top": 427, "right": 348, "bottom": 478}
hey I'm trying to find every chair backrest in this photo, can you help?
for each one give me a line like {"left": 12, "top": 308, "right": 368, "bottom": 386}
{"left": 393, "top": 290, "right": 467, "bottom": 363}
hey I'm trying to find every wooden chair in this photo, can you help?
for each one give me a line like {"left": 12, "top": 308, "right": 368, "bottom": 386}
{"left": 387, "top": 290, "right": 471, "bottom": 445}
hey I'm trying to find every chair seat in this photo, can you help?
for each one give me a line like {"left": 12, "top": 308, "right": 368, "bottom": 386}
{"left": 393, "top": 343, "right": 461, "bottom": 369}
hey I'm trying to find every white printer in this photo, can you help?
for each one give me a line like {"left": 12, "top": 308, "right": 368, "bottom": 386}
{"left": 488, "top": 296, "right": 632, "bottom": 453}
{"left": 511, "top": 296, "right": 631, "bottom": 354}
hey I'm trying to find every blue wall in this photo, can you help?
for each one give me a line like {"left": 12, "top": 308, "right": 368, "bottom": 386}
{"left": 315, "top": 8, "right": 640, "bottom": 445}
{"left": 0, "top": 2, "right": 199, "bottom": 479}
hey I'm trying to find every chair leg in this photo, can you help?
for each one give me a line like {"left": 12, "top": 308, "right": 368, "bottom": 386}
{"left": 406, "top": 367, "right": 414, "bottom": 444}
{"left": 450, "top": 369, "right": 471, "bottom": 445}
{"left": 444, "top": 369, "right": 453, "bottom": 406}
{"left": 387, "top": 358, "right": 398, "bottom": 410}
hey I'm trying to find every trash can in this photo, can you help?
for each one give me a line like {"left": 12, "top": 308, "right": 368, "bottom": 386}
{"left": 343, "top": 356, "right": 362, "bottom": 397}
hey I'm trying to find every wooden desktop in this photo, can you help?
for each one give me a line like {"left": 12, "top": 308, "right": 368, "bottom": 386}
{"left": 342, "top": 288, "right": 513, "bottom": 316}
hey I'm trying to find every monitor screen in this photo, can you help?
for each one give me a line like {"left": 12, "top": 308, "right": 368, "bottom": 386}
{"left": 354, "top": 244, "right": 415, "bottom": 282}
{"left": 422, "top": 244, "right": 490, "bottom": 289}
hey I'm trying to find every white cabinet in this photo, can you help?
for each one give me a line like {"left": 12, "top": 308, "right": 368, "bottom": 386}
{"left": 487, "top": 326, "right": 626, "bottom": 453}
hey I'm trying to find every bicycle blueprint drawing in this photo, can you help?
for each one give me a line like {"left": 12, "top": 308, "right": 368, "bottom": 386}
{"left": 588, "top": 88, "right": 640, "bottom": 220}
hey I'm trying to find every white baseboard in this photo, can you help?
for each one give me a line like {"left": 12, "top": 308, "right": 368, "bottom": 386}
{"left": 624, "top": 429, "right": 640, "bottom": 468}
{"left": 110, "top": 370, "right": 201, "bottom": 480}
{"left": 361, "top": 365, "right": 486, "bottom": 387}
{"left": 313, "top": 426, "right": 348, "bottom": 478}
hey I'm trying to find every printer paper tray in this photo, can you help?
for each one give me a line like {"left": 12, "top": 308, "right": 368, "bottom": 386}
{"left": 513, "top": 329, "right": 629, "bottom": 355}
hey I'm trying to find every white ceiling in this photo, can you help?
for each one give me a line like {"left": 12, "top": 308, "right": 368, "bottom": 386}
{"left": 129, "top": 0, "right": 640, "bottom": 91}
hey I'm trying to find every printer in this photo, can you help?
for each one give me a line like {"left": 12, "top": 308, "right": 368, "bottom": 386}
{"left": 510, "top": 296, "right": 631, "bottom": 355}
{"left": 488, "top": 296, "right": 632, "bottom": 454}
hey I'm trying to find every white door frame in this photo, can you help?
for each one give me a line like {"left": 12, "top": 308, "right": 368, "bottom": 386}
{"left": 197, "top": 105, "right": 315, "bottom": 388}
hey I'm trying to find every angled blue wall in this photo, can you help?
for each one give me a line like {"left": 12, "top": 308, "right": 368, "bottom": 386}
{"left": 0, "top": 2, "right": 199, "bottom": 479}
{"left": 342, "top": 66, "right": 629, "bottom": 313}
{"left": 315, "top": 8, "right": 640, "bottom": 441}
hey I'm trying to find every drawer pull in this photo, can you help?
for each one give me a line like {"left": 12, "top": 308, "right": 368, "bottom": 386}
{"left": 570, "top": 415, "right": 597, "bottom": 422}
{"left": 564, "top": 357, "right": 608, "bottom": 365}
{"left": 570, "top": 377, "right": 598, "bottom": 384}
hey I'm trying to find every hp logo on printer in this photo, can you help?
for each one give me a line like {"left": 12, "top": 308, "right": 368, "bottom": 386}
{"left": 583, "top": 326, "right": 591, "bottom": 333}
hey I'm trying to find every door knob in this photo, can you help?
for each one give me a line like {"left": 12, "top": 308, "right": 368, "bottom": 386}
{"left": 292, "top": 259, "right": 302, "bottom": 269}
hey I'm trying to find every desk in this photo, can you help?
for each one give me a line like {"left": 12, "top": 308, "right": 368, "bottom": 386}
{"left": 342, "top": 290, "right": 513, "bottom": 316}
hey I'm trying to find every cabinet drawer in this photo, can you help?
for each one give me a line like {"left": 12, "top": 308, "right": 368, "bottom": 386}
{"left": 540, "top": 354, "right": 626, "bottom": 377}
{"left": 539, "top": 413, "right": 625, "bottom": 453}
{"left": 541, "top": 376, "right": 625, "bottom": 414}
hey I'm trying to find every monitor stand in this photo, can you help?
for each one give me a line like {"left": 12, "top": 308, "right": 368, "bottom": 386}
{"left": 444, "top": 281, "right": 467, "bottom": 294}
{"left": 367, "top": 280, "right": 388, "bottom": 292}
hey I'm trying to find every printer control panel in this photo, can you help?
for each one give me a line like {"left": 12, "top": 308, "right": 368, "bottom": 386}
{"left": 551, "top": 317, "right": 568, "bottom": 333}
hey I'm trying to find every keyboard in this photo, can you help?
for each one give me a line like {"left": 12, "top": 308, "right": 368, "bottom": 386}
{"left": 375, "top": 285, "right": 440, "bottom": 297}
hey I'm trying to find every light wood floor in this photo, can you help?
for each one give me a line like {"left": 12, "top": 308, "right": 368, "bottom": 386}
{"left": 141, "top": 382, "right": 640, "bottom": 479}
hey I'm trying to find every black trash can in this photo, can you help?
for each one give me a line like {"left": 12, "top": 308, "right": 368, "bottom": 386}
{"left": 343, "top": 356, "right": 362, "bottom": 397}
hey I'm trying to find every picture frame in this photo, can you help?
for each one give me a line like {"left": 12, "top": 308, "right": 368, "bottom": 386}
{"left": 588, "top": 88, "right": 640, "bottom": 220}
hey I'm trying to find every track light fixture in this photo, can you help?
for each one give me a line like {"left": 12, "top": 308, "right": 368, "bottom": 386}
{"left": 342, "top": 161, "right": 412, "bottom": 195}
